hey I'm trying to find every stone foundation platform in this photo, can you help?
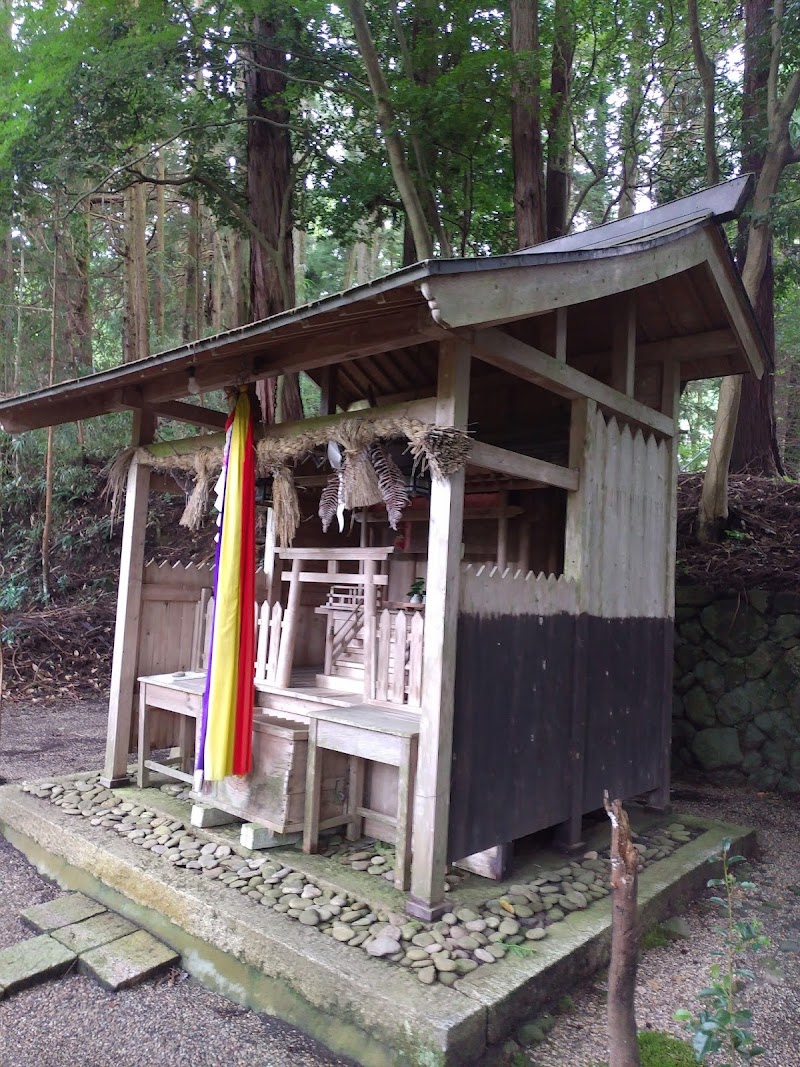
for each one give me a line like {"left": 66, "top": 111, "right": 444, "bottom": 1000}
{"left": 0, "top": 774, "right": 755, "bottom": 1067}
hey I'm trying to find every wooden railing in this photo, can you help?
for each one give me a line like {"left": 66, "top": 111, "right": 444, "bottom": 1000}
{"left": 374, "top": 608, "right": 424, "bottom": 707}
{"left": 152, "top": 549, "right": 425, "bottom": 706}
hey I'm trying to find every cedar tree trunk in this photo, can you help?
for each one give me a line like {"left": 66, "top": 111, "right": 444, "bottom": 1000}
{"left": 510, "top": 0, "right": 546, "bottom": 247}
{"left": 545, "top": 0, "right": 574, "bottom": 239}
{"left": 730, "top": 0, "right": 781, "bottom": 475}
{"left": 245, "top": 12, "right": 300, "bottom": 422}
{"left": 698, "top": 0, "right": 799, "bottom": 537}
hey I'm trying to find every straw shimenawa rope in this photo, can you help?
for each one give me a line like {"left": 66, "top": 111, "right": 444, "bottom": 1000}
{"left": 105, "top": 416, "right": 471, "bottom": 544}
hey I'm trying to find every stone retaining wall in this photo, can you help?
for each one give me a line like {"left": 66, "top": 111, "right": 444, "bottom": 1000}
{"left": 673, "top": 588, "right": 800, "bottom": 793}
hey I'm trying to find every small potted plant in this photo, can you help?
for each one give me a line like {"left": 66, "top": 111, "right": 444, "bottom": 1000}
{"left": 408, "top": 578, "right": 426, "bottom": 604}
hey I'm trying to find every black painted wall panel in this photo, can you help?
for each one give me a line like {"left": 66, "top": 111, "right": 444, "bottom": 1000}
{"left": 580, "top": 616, "right": 669, "bottom": 808}
{"left": 449, "top": 612, "right": 670, "bottom": 862}
{"left": 448, "top": 613, "right": 575, "bottom": 862}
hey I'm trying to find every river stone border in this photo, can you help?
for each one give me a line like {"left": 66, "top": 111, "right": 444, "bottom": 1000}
{"left": 20, "top": 774, "right": 697, "bottom": 987}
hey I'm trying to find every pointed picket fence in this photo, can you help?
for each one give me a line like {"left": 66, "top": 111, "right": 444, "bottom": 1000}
{"left": 459, "top": 564, "right": 579, "bottom": 618}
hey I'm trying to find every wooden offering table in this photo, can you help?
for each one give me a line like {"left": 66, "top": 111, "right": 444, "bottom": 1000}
{"left": 137, "top": 671, "right": 204, "bottom": 788}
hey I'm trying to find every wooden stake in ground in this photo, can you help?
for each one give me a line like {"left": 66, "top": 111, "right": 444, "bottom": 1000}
{"left": 604, "top": 791, "right": 641, "bottom": 1067}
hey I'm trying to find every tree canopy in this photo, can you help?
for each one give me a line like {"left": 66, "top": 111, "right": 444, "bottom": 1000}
{"left": 0, "top": 0, "right": 799, "bottom": 517}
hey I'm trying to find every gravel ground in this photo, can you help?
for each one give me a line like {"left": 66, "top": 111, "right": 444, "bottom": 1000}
{"left": 531, "top": 784, "right": 800, "bottom": 1067}
{"left": 0, "top": 698, "right": 354, "bottom": 1067}
{"left": 3, "top": 699, "right": 800, "bottom": 1066}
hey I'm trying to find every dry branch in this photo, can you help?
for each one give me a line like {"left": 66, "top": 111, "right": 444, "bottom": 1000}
{"left": 604, "top": 791, "right": 641, "bottom": 1067}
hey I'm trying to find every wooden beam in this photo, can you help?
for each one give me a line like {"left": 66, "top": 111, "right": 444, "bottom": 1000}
{"left": 278, "top": 548, "right": 394, "bottom": 560}
{"left": 468, "top": 439, "right": 579, "bottom": 491}
{"left": 555, "top": 306, "right": 567, "bottom": 363}
{"left": 140, "top": 396, "right": 439, "bottom": 460}
{"left": 470, "top": 327, "right": 674, "bottom": 437}
{"left": 408, "top": 338, "right": 471, "bottom": 919}
{"left": 0, "top": 305, "right": 446, "bottom": 434}
{"left": 611, "top": 294, "right": 636, "bottom": 396}
{"left": 143, "top": 308, "right": 446, "bottom": 404}
{"left": 100, "top": 456, "right": 151, "bottom": 787}
{"left": 115, "top": 388, "right": 228, "bottom": 431}
{"left": 148, "top": 400, "right": 228, "bottom": 430}
{"left": 280, "top": 572, "right": 389, "bottom": 586}
{"left": 701, "top": 228, "right": 764, "bottom": 379}
{"left": 319, "top": 365, "right": 337, "bottom": 416}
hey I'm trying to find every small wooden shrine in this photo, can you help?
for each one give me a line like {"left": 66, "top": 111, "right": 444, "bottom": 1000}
{"left": 0, "top": 176, "right": 766, "bottom": 918}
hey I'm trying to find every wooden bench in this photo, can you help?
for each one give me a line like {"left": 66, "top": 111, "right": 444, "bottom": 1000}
{"left": 302, "top": 704, "right": 420, "bottom": 891}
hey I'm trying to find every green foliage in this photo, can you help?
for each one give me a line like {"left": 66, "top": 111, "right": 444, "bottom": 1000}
{"left": 674, "top": 839, "right": 768, "bottom": 1065}
{"left": 637, "top": 1030, "right": 697, "bottom": 1066}
{"left": 505, "top": 942, "right": 537, "bottom": 959}
{"left": 640, "top": 924, "right": 671, "bottom": 951}
{"left": 592, "top": 1030, "right": 696, "bottom": 1067}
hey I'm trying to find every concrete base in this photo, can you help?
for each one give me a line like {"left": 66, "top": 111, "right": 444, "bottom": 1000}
{"left": 0, "top": 779, "right": 756, "bottom": 1067}
{"left": 98, "top": 775, "right": 130, "bottom": 790}
{"left": 405, "top": 896, "right": 451, "bottom": 923}
{"left": 240, "top": 823, "right": 302, "bottom": 850}
{"left": 190, "top": 803, "right": 240, "bottom": 829}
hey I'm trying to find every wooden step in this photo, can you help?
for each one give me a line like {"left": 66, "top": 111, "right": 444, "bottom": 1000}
{"left": 315, "top": 672, "right": 367, "bottom": 693}
{"left": 330, "top": 663, "right": 365, "bottom": 679}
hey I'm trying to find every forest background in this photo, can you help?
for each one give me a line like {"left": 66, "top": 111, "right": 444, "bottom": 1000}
{"left": 0, "top": 0, "right": 798, "bottom": 614}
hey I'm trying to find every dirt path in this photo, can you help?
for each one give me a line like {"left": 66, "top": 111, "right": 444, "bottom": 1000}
{"left": 532, "top": 783, "right": 800, "bottom": 1067}
{"left": 0, "top": 698, "right": 355, "bottom": 1067}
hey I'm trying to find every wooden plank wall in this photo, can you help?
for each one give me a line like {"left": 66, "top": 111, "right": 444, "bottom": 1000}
{"left": 449, "top": 411, "right": 674, "bottom": 860}
{"left": 133, "top": 562, "right": 214, "bottom": 749}
{"left": 582, "top": 410, "right": 669, "bottom": 618}
{"left": 578, "top": 409, "right": 672, "bottom": 807}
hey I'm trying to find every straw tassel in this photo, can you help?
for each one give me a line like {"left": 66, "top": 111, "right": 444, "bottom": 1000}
{"left": 271, "top": 464, "right": 300, "bottom": 547}
{"left": 368, "top": 442, "right": 409, "bottom": 529}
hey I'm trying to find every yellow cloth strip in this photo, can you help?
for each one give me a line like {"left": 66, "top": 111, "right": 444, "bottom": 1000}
{"left": 203, "top": 393, "right": 249, "bottom": 780}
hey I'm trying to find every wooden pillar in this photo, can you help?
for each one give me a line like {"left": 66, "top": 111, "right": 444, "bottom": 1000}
{"left": 611, "top": 294, "right": 636, "bottom": 396}
{"left": 100, "top": 456, "right": 151, "bottom": 786}
{"left": 275, "top": 558, "right": 302, "bottom": 687}
{"left": 557, "top": 396, "right": 598, "bottom": 848}
{"left": 650, "top": 361, "right": 681, "bottom": 811}
{"left": 496, "top": 491, "right": 508, "bottom": 570}
{"left": 319, "top": 365, "right": 337, "bottom": 416}
{"left": 263, "top": 507, "right": 279, "bottom": 606}
{"left": 362, "top": 559, "right": 377, "bottom": 699}
{"left": 555, "top": 306, "right": 567, "bottom": 363}
{"left": 407, "top": 339, "right": 471, "bottom": 920}
{"left": 518, "top": 518, "right": 530, "bottom": 572}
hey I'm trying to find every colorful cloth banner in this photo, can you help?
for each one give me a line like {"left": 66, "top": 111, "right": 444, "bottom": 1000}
{"left": 195, "top": 390, "right": 256, "bottom": 785}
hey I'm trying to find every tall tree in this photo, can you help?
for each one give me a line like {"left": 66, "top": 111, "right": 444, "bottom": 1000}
{"left": 729, "top": 0, "right": 783, "bottom": 475}
{"left": 511, "top": 0, "right": 546, "bottom": 247}
{"left": 699, "top": 0, "right": 800, "bottom": 538}
{"left": 545, "top": 0, "right": 575, "bottom": 239}
{"left": 345, "top": 0, "right": 433, "bottom": 261}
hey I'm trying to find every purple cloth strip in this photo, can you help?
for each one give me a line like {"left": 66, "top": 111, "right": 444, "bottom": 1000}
{"left": 196, "top": 445, "right": 229, "bottom": 778}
